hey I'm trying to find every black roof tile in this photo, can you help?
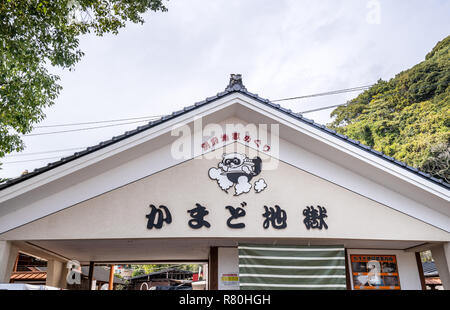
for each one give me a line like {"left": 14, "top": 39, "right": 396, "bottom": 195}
{"left": 422, "top": 261, "right": 439, "bottom": 277}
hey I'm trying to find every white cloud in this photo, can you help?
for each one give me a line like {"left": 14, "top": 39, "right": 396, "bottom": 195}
{"left": 208, "top": 167, "right": 233, "bottom": 192}
{"left": 254, "top": 179, "right": 267, "bottom": 193}
{"left": 234, "top": 176, "right": 252, "bottom": 196}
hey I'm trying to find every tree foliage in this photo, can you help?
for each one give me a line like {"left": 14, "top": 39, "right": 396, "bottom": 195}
{"left": 329, "top": 35, "right": 450, "bottom": 182}
{"left": 131, "top": 264, "right": 200, "bottom": 277}
{"left": 0, "top": 0, "right": 167, "bottom": 158}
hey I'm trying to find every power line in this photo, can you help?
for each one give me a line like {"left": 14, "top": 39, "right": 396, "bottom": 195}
{"left": 271, "top": 84, "right": 374, "bottom": 103}
{"left": 13, "top": 85, "right": 389, "bottom": 137}
{"left": 298, "top": 89, "right": 401, "bottom": 114}
{"left": 24, "top": 119, "right": 157, "bottom": 137}
{"left": 18, "top": 85, "right": 376, "bottom": 137}
{"left": 299, "top": 103, "right": 346, "bottom": 114}
{"left": 35, "top": 115, "right": 162, "bottom": 128}
{"left": 3, "top": 88, "right": 398, "bottom": 163}
{"left": 2, "top": 156, "right": 65, "bottom": 164}
{"left": 5, "top": 147, "right": 87, "bottom": 158}
{"left": 2, "top": 85, "right": 386, "bottom": 162}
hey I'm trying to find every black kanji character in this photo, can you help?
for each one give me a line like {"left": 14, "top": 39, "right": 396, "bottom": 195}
{"left": 303, "top": 205, "right": 328, "bottom": 230}
{"left": 225, "top": 202, "right": 247, "bottom": 229}
{"left": 146, "top": 205, "right": 172, "bottom": 229}
{"left": 262, "top": 205, "right": 287, "bottom": 229}
{"left": 187, "top": 203, "right": 211, "bottom": 229}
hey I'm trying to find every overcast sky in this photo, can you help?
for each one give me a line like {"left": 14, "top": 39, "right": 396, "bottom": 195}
{"left": 1, "top": 0, "right": 449, "bottom": 179}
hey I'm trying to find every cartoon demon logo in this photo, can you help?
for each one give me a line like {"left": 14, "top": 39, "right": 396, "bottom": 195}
{"left": 208, "top": 153, "right": 267, "bottom": 195}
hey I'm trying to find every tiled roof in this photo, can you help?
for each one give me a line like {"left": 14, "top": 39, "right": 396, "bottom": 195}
{"left": 130, "top": 268, "right": 193, "bottom": 280}
{"left": 425, "top": 277, "right": 442, "bottom": 285}
{"left": 10, "top": 271, "right": 47, "bottom": 281}
{"left": 1, "top": 74, "right": 449, "bottom": 191}
{"left": 422, "top": 261, "right": 439, "bottom": 277}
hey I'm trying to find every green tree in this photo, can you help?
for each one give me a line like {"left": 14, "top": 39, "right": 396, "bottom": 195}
{"left": 0, "top": 0, "right": 167, "bottom": 161}
{"left": 329, "top": 35, "right": 450, "bottom": 182}
{"left": 420, "top": 250, "right": 433, "bottom": 263}
{"left": 131, "top": 264, "right": 200, "bottom": 277}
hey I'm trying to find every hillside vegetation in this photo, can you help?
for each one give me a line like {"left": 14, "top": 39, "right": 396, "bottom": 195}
{"left": 329, "top": 36, "right": 450, "bottom": 183}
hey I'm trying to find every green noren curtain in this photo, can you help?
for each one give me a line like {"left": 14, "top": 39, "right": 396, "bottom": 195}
{"left": 238, "top": 244, "right": 346, "bottom": 290}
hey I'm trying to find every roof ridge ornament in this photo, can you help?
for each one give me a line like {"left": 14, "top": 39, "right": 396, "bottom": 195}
{"left": 225, "top": 74, "right": 247, "bottom": 92}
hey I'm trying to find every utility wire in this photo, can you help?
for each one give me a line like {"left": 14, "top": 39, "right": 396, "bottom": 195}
{"left": 298, "top": 89, "right": 402, "bottom": 114}
{"left": 2, "top": 156, "right": 67, "bottom": 164}
{"left": 35, "top": 115, "right": 162, "bottom": 128}
{"left": 272, "top": 84, "right": 374, "bottom": 103}
{"left": 299, "top": 103, "right": 347, "bottom": 114}
{"left": 3, "top": 85, "right": 387, "bottom": 162}
{"left": 24, "top": 119, "right": 157, "bottom": 137}
{"left": 20, "top": 85, "right": 376, "bottom": 136}
{"left": 4, "top": 89, "right": 398, "bottom": 163}
{"left": 5, "top": 147, "right": 87, "bottom": 158}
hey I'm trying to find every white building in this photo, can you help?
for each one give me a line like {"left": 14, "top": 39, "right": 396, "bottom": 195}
{"left": 0, "top": 75, "right": 449, "bottom": 290}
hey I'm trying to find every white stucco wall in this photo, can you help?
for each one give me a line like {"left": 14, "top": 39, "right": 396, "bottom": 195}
{"left": 217, "top": 247, "right": 239, "bottom": 290}
{"left": 2, "top": 144, "right": 448, "bottom": 242}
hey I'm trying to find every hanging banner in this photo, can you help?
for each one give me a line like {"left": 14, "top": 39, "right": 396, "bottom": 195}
{"left": 238, "top": 244, "right": 346, "bottom": 290}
